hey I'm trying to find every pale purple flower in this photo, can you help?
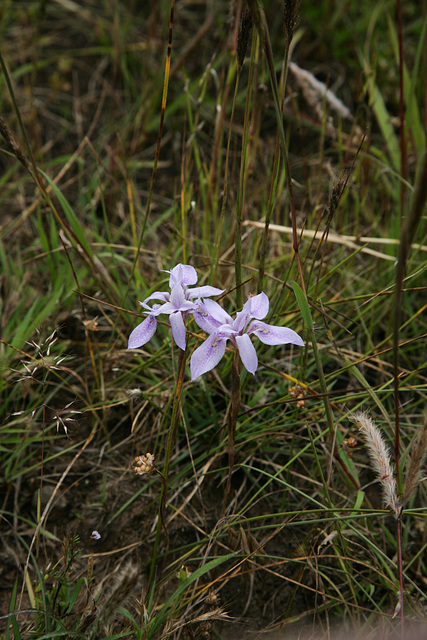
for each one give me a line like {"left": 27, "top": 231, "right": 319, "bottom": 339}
{"left": 190, "top": 292, "right": 304, "bottom": 380}
{"left": 128, "top": 264, "right": 223, "bottom": 351}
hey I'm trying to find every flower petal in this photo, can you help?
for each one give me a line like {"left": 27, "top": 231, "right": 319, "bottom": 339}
{"left": 190, "top": 334, "right": 227, "bottom": 380}
{"left": 168, "top": 264, "right": 198, "bottom": 288}
{"left": 169, "top": 282, "right": 186, "bottom": 308}
{"left": 235, "top": 333, "right": 258, "bottom": 374}
{"left": 203, "top": 298, "right": 233, "bottom": 325}
{"left": 248, "top": 321, "right": 305, "bottom": 346}
{"left": 247, "top": 292, "right": 269, "bottom": 319}
{"left": 128, "top": 315, "right": 157, "bottom": 349}
{"left": 187, "top": 285, "right": 224, "bottom": 299}
{"left": 169, "top": 311, "right": 187, "bottom": 350}
{"left": 140, "top": 292, "right": 170, "bottom": 310}
{"left": 192, "top": 302, "right": 223, "bottom": 334}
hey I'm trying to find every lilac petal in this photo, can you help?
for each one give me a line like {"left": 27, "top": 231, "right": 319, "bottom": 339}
{"left": 169, "top": 312, "right": 187, "bottom": 350}
{"left": 235, "top": 334, "right": 258, "bottom": 374}
{"left": 168, "top": 264, "right": 198, "bottom": 288}
{"left": 203, "top": 298, "right": 233, "bottom": 325}
{"left": 147, "top": 301, "right": 175, "bottom": 316}
{"left": 128, "top": 315, "right": 157, "bottom": 349}
{"left": 233, "top": 307, "right": 252, "bottom": 333}
{"left": 190, "top": 334, "right": 227, "bottom": 380}
{"left": 192, "top": 303, "right": 223, "bottom": 334}
{"left": 187, "top": 285, "right": 224, "bottom": 299}
{"left": 169, "top": 282, "right": 187, "bottom": 308}
{"left": 248, "top": 321, "right": 305, "bottom": 346}
{"left": 141, "top": 291, "right": 169, "bottom": 306}
{"left": 247, "top": 292, "right": 269, "bottom": 319}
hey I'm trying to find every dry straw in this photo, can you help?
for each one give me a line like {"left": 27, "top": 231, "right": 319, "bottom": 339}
{"left": 351, "top": 411, "right": 401, "bottom": 518}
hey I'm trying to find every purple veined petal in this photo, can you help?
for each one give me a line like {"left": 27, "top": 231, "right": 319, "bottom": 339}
{"left": 190, "top": 333, "right": 227, "bottom": 380}
{"left": 146, "top": 301, "right": 175, "bottom": 316}
{"left": 128, "top": 315, "right": 157, "bottom": 349}
{"left": 192, "top": 302, "right": 223, "bottom": 334}
{"left": 235, "top": 333, "right": 258, "bottom": 374}
{"left": 247, "top": 292, "right": 269, "bottom": 319}
{"left": 216, "top": 324, "right": 236, "bottom": 338}
{"left": 248, "top": 320, "right": 305, "bottom": 346}
{"left": 187, "top": 285, "right": 225, "bottom": 299}
{"left": 233, "top": 307, "right": 252, "bottom": 333}
{"left": 169, "top": 311, "right": 187, "bottom": 350}
{"left": 157, "top": 299, "right": 196, "bottom": 316}
{"left": 169, "top": 282, "right": 187, "bottom": 308}
{"left": 203, "top": 298, "right": 233, "bottom": 325}
{"left": 168, "top": 264, "right": 198, "bottom": 288}
{"left": 140, "top": 291, "right": 170, "bottom": 308}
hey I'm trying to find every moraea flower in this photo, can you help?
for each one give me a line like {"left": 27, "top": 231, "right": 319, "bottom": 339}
{"left": 128, "top": 264, "right": 223, "bottom": 351}
{"left": 190, "top": 292, "right": 304, "bottom": 380}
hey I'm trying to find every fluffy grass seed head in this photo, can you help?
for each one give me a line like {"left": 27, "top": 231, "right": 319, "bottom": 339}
{"left": 351, "top": 411, "right": 401, "bottom": 518}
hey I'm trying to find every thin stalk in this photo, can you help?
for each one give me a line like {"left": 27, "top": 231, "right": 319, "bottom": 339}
{"left": 258, "top": 30, "right": 293, "bottom": 293}
{"left": 213, "top": 69, "right": 240, "bottom": 282}
{"left": 396, "top": 0, "right": 407, "bottom": 215}
{"left": 396, "top": 513, "right": 404, "bottom": 639}
{"left": 222, "top": 349, "right": 241, "bottom": 512}
{"left": 235, "top": 29, "right": 257, "bottom": 308}
{"left": 393, "top": 152, "right": 427, "bottom": 482}
{"left": 127, "top": 0, "right": 175, "bottom": 299}
{"left": 148, "top": 344, "right": 188, "bottom": 591}
{"left": 255, "top": 9, "right": 306, "bottom": 292}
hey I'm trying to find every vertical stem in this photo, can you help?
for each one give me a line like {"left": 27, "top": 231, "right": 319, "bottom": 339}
{"left": 396, "top": 0, "right": 407, "bottom": 216}
{"left": 393, "top": 153, "right": 427, "bottom": 484}
{"left": 396, "top": 514, "right": 405, "bottom": 638}
{"left": 259, "top": 11, "right": 306, "bottom": 293}
{"left": 222, "top": 349, "right": 241, "bottom": 511}
{"left": 148, "top": 345, "right": 188, "bottom": 590}
{"left": 235, "top": 30, "right": 257, "bottom": 309}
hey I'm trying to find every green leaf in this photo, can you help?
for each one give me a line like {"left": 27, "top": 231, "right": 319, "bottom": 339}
{"left": 290, "top": 281, "right": 313, "bottom": 330}
{"left": 39, "top": 169, "right": 93, "bottom": 258}
{"left": 354, "top": 490, "right": 365, "bottom": 511}
{"left": 147, "top": 553, "right": 236, "bottom": 638}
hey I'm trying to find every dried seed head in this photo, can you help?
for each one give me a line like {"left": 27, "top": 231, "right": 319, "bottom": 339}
{"left": 283, "top": 0, "right": 299, "bottom": 43}
{"left": 351, "top": 411, "right": 401, "bottom": 518}
{"left": 133, "top": 452, "right": 156, "bottom": 476}
{"left": 289, "top": 384, "right": 305, "bottom": 408}
{"left": 0, "top": 116, "right": 29, "bottom": 169}
{"left": 237, "top": 8, "right": 253, "bottom": 70}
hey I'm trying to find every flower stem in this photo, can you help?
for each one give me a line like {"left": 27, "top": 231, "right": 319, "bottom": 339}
{"left": 396, "top": 512, "right": 405, "bottom": 638}
{"left": 222, "top": 349, "right": 241, "bottom": 512}
{"left": 148, "top": 345, "right": 188, "bottom": 590}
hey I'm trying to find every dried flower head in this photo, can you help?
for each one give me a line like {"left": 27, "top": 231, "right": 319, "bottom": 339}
{"left": 15, "top": 329, "right": 67, "bottom": 380}
{"left": 51, "top": 401, "right": 81, "bottom": 434}
{"left": 289, "top": 384, "right": 305, "bottom": 408}
{"left": 237, "top": 8, "right": 252, "bottom": 70}
{"left": 351, "top": 411, "right": 401, "bottom": 518}
{"left": 133, "top": 452, "right": 156, "bottom": 476}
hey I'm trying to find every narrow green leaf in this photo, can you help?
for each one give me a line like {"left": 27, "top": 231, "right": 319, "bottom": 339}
{"left": 148, "top": 553, "right": 236, "bottom": 638}
{"left": 354, "top": 490, "right": 365, "bottom": 511}
{"left": 39, "top": 169, "right": 93, "bottom": 258}
{"left": 291, "top": 281, "right": 313, "bottom": 330}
